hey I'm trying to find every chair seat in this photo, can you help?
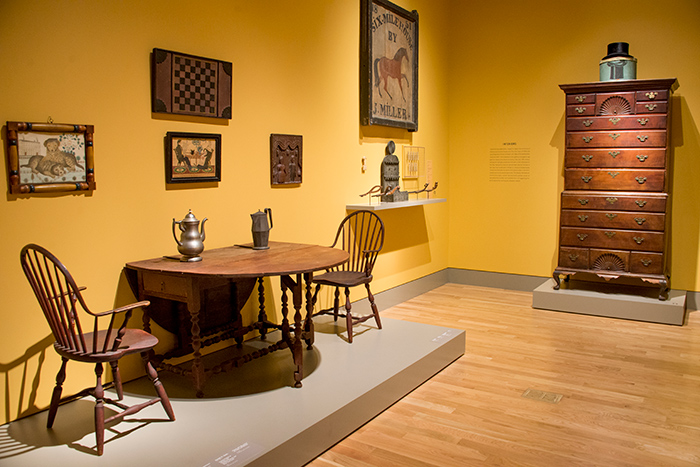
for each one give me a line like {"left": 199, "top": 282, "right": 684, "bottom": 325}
{"left": 54, "top": 328, "right": 159, "bottom": 363}
{"left": 312, "top": 271, "right": 373, "bottom": 288}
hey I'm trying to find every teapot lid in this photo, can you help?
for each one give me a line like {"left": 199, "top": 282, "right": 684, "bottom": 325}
{"left": 183, "top": 209, "right": 199, "bottom": 223}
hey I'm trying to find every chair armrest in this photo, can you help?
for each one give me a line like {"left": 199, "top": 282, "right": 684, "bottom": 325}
{"left": 92, "top": 300, "right": 150, "bottom": 317}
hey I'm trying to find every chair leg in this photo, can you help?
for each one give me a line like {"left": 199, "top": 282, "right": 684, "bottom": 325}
{"left": 333, "top": 287, "right": 340, "bottom": 322}
{"left": 94, "top": 363, "right": 105, "bottom": 456}
{"left": 143, "top": 354, "right": 175, "bottom": 421}
{"left": 109, "top": 361, "right": 123, "bottom": 400}
{"left": 47, "top": 357, "right": 67, "bottom": 429}
{"left": 344, "top": 287, "right": 353, "bottom": 343}
{"left": 366, "top": 283, "right": 382, "bottom": 329}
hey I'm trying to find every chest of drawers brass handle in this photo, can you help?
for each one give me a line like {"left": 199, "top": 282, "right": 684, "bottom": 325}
{"left": 583, "top": 120, "right": 593, "bottom": 127}
{"left": 578, "top": 215, "right": 588, "bottom": 222}
{"left": 577, "top": 234, "right": 588, "bottom": 241}
{"left": 582, "top": 176, "right": 592, "bottom": 183}
{"left": 606, "top": 213, "right": 617, "bottom": 220}
{"left": 569, "top": 254, "right": 579, "bottom": 261}
{"left": 582, "top": 136, "right": 593, "bottom": 143}
{"left": 608, "top": 172, "right": 619, "bottom": 178}
{"left": 641, "top": 259, "right": 653, "bottom": 267}
{"left": 637, "top": 135, "right": 649, "bottom": 142}
{"left": 582, "top": 155, "right": 593, "bottom": 162}
{"left": 605, "top": 231, "right": 616, "bottom": 238}
{"left": 645, "top": 92, "right": 658, "bottom": 100}
{"left": 609, "top": 133, "right": 620, "bottom": 140}
{"left": 576, "top": 107, "right": 586, "bottom": 114}
{"left": 606, "top": 197, "right": 618, "bottom": 204}
{"left": 636, "top": 154, "right": 648, "bottom": 162}
{"left": 635, "top": 200, "right": 647, "bottom": 207}
{"left": 609, "top": 151, "right": 620, "bottom": 158}
{"left": 637, "top": 118, "right": 649, "bottom": 126}
{"left": 633, "top": 236, "right": 645, "bottom": 244}
{"left": 635, "top": 217, "right": 646, "bottom": 225}
{"left": 576, "top": 95, "right": 587, "bottom": 103}
{"left": 635, "top": 177, "right": 647, "bottom": 184}
{"left": 646, "top": 104, "right": 657, "bottom": 111}
{"left": 578, "top": 199, "right": 589, "bottom": 205}
{"left": 609, "top": 117, "right": 620, "bottom": 125}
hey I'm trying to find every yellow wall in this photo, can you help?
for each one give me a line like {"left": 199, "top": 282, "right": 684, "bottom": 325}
{"left": 1, "top": 0, "right": 699, "bottom": 426}
{"left": 0, "top": 0, "right": 451, "bottom": 424}
{"left": 447, "top": 0, "right": 700, "bottom": 291}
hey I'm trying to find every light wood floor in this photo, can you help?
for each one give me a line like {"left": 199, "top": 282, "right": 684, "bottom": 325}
{"left": 307, "top": 284, "right": 700, "bottom": 467}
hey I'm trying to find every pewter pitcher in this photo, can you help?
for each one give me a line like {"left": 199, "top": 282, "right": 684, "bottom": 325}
{"left": 172, "top": 209, "right": 207, "bottom": 261}
{"left": 251, "top": 208, "right": 273, "bottom": 250}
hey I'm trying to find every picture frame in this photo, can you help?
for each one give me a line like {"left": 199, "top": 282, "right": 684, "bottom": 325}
{"left": 6, "top": 121, "right": 95, "bottom": 194}
{"left": 151, "top": 48, "right": 232, "bottom": 119}
{"left": 270, "top": 134, "right": 303, "bottom": 185}
{"left": 360, "top": 0, "right": 419, "bottom": 132}
{"left": 165, "top": 132, "right": 221, "bottom": 183}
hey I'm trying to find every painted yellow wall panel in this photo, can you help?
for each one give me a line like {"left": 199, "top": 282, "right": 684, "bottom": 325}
{"left": 447, "top": 0, "right": 700, "bottom": 290}
{"left": 0, "top": 0, "right": 451, "bottom": 424}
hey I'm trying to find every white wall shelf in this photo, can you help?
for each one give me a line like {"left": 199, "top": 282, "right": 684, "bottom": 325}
{"left": 346, "top": 198, "right": 446, "bottom": 211}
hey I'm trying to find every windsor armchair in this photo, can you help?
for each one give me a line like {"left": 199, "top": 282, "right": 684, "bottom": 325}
{"left": 312, "top": 211, "right": 385, "bottom": 343}
{"left": 20, "top": 244, "right": 175, "bottom": 455}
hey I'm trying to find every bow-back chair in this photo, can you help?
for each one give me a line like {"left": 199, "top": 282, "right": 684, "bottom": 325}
{"left": 20, "top": 244, "right": 175, "bottom": 456}
{"left": 312, "top": 211, "right": 385, "bottom": 343}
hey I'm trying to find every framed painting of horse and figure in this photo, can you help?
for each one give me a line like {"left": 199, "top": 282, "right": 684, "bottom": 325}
{"left": 360, "top": 0, "right": 419, "bottom": 132}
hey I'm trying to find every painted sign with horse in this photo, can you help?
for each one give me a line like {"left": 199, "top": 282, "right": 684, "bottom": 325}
{"left": 360, "top": 0, "right": 418, "bottom": 131}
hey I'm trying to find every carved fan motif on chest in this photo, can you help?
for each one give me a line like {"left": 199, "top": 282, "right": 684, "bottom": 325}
{"left": 598, "top": 96, "right": 632, "bottom": 116}
{"left": 592, "top": 253, "right": 626, "bottom": 272}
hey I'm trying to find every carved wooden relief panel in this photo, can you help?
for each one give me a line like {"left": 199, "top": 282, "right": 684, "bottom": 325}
{"left": 270, "top": 134, "right": 302, "bottom": 185}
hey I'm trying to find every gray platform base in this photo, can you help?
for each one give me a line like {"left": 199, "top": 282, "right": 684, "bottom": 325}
{"left": 0, "top": 316, "right": 464, "bottom": 467}
{"left": 532, "top": 278, "right": 687, "bottom": 325}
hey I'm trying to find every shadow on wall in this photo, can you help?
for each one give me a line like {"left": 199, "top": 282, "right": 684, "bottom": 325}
{"left": 0, "top": 334, "right": 55, "bottom": 425}
{"left": 670, "top": 95, "right": 700, "bottom": 290}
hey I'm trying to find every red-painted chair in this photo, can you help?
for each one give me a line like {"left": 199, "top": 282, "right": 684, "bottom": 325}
{"left": 312, "top": 211, "right": 385, "bottom": 343}
{"left": 20, "top": 244, "right": 175, "bottom": 455}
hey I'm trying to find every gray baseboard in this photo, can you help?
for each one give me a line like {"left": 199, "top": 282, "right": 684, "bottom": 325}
{"left": 364, "top": 268, "right": 699, "bottom": 313}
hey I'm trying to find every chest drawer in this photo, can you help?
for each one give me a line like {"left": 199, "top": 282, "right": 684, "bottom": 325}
{"left": 636, "top": 102, "right": 668, "bottom": 114}
{"left": 561, "top": 209, "right": 664, "bottom": 230}
{"left": 561, "top": 192, "right": 667, "bottom": 212}
{"left": 636, "top": 90, "right": 669, "bottom": 102}
{"left": 566, "top": 115, "right": 666, "bottom": 131}
{"left": 565, "top": 169, "right": 664, "bottom": 191}
{"left": 630, "top": 252, "right": 664, "bottom": 274}
{"left": 560, "top": 227, "right": 664, "bottom": 252}
{"left": 566, "top": 149, "right": 666, "bottom": 168}
{"left": 567, "top": 130, "right": 666, "bottom": 148}
{"left": 567, "top": 104, "right": 595, "bottom": 116}
{"left": 566, "top": 93, "right": 595, "bottom": 105}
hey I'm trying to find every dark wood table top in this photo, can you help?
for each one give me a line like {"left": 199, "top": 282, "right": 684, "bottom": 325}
{"left": 125, "top": 241, "right": 349, "bottom": 278}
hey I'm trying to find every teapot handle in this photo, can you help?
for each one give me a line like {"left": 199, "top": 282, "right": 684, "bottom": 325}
{"left": 265, "top": 208, "right": 273, "bottom": 229}
{"left": 172, "top": 219, "right": 183, "bottom": 246}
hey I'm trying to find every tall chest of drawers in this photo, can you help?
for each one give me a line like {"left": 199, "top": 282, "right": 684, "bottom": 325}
{"left": 553, "top": 78, "right": 678, "bottom": 299}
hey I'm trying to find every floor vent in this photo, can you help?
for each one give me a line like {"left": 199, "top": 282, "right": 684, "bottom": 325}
{"left": 522, "top": 388, "right": 563, "bottom": 404}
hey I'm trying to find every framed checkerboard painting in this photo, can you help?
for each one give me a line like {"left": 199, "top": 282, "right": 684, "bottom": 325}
{"left": 151, "top": 48, "right": 232, "bottom": 119}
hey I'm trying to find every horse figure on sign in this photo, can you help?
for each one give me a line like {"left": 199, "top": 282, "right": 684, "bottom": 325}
{"left": 374, "top": 47, "right": 410, "bottom": 101}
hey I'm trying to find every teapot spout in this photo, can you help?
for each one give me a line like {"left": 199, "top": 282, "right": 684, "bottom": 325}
{"left": 199, "top": 218, "right": 208, "bottom": 242}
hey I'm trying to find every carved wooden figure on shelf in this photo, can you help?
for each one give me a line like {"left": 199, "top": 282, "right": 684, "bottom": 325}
{"left": 380, "top": 141, "right": 408, "bottom": 202}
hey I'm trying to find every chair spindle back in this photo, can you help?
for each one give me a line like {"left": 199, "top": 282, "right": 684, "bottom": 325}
{"left": 330, "top": 211, "right": 384, "bottom": 276}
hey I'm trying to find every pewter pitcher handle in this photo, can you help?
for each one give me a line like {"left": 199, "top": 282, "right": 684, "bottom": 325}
{"left": 265, "top": 208, "right": 273, "bottom": 230}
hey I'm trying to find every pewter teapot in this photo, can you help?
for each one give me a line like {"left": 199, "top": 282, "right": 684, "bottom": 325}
{"left": 172, "top": 209, "right": 207, "bottom": 261}
{"left": 251, "top": 208, "right": 273, "bottom": 250}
